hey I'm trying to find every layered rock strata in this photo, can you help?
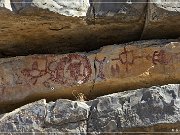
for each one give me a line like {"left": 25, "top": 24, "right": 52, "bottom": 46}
{"left": 0, "top": 39, "right": 180, "bottom": 110}
{"left": 0, "top": 0, "right": 179, "bottom": 56}
{"left": 0, "top": 84, "right": 180, "bottom": 134}
{"left": 141, "top": 0, "right": 180, "bottom": 39}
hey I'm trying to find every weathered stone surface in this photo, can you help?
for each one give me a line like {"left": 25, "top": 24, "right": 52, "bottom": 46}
{"left": 0, "top": 84, "right": 180, "bottom": 133}
{"left": 0, "top": 0, "right": 146, "bottom": 57}
{"left": 88, "top": 84, "right": 180, "bottom": 133}
{"left": 0, "top": 39, "right": 180, "bottom": 111}
{"left": 10, "top": 0, "right": 90, "bottom": 16}
{"left": 0, "top": 53, "right": 95, "bottom": 109}
{"left": 88, "top": 0, "right": 147, "bottom": 22}
{"left": 0, "top": 99, "right": 46, "bottom": 132}
{"left": 0, "top": 1, "right": 179, "bottom": 56}
{"left": 0, "top": 0, "right": 12, "bottom": 10}
{"left": 141, "top": 0, "right": 180, "bottom": 39}
{"left": 0, "top": 99, "right": 89, "bottom": 133}
{"left": 92, "top": 39, "right": 180, "bottom": 98}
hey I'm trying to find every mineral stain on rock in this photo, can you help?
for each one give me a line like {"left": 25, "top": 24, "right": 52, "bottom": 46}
{"left": 0, "top": 0, "right": 180, "bottom": 133}
{"left": 0, "top": 39, "right": 180, "bottom": 112}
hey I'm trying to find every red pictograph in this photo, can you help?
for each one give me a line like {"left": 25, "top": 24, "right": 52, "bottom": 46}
{"left": 47, "top": 54, "right": 92, "bottom": 85}
{"left": 112, "top": 47, "right": 134, "bottom": 72}
{"left": 152, "top": 50, "right": 169, "bottom": 65}
{"left": 21, "top": 61, "right": 46, "bottom": 85}
{"left": 47, "top": 60, "right": 66, "bottom": 84}
{"left": 67, "top": 61, "right": 83, "bottom": 81}
{"left": 21, "top": 54, "right": 92, "bottom": 87}
{"left": 95, "top": 57, "right": 106, "bottom": 80}
{"left": 111, "top": 64, "right": 120, "bottom": 77}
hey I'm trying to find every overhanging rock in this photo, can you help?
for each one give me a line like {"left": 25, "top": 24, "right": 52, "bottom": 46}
{"left": 0, "top": 0, "right": 147, "bottom": 56}
{"left": 0, "top": 0, "right": 180, "bottom": 56}
{"left": 141, "top": 0, "right": 180, "bottom": 39}
{"left": 0, "top": 39, "right": 180, "bottom": 109}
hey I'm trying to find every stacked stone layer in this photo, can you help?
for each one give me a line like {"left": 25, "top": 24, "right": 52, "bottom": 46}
{"left": 0, "top": 39, "right": 180, "bottom": 109}
{"left": 0, "top": 84, "right": 180, "bottom": 134}
{"left": 0, "top": 0, "right": 179, "bottom": 56}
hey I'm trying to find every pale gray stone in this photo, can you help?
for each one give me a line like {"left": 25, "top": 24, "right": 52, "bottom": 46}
{"left": 0, "top": 84, "right": 180, "bottom": 133}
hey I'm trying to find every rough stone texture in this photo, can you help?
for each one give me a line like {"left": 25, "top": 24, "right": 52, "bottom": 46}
{"left": 0, "top": 0, "right": 179, "bottom": 56}
{"left": 0, "top": 99, "right": 89, "bottom": 133}
{"left": 0, "top": 84, "right": 180, "bottom": 134}
{"left": 88, "top": 84, "right": 180, "bottom": 133}
{"left": 93, "top": 39, "right": 180, "bottom": 98}
{"left": 141, "top": 0, "right": 180, "bottom": 39}
{"left": 10, "top": 0, "right": 90, "bottom": 17}
{"left": 0, "top": 39, "right": 180, "bottom": 111}
{"left": 0, "top": 53, "right": 95, "bottom": 111}
{"left": 0, "top": 0, "right": 146, "bottom": 57}
{"left": 0, "top": 99, "right": 47, "bottom": 132}
{"left": 0, "top": 0, "right": 180, "bottom": 133}
{"left": 88, "top": 0, "right": 147, "bottom": 22}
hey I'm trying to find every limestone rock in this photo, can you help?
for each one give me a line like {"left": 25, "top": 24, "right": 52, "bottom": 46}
{"left": 0, "top": 0, "right": 12, "bottom": 10}
{"left": 0, "top": 84, "right": 180, "bottom": 133}
{"left": 141, "top": 0, "right": 180, "bottom": 39}
{"left": 0, "top": 0, "right": 146, "bottom": 57}
{"left": 0, "top": 99, "right": 47, "bottom": 132}
{"left": 88, "top": 0, "right": 147, "bottom": 22}
{"left": 0, "top": 99, "right": 89, "bottom": 133}
{"left": 44, "top": 99, "right": 89, "bottom": 133}
{"left": 10, "top": 0, "right": 90, "bottom": 17}
{"left": 88, "top": 84, "right": 180, "bottom": 133}
{"left": 0, "top": 53, "right": 95, "bottom": 110}
{"left": 0, "top": 6, "right": 143, "bottom": 57}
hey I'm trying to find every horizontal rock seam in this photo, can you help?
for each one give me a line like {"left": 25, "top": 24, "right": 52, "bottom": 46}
{"left": 0, "top": 39, "right": 180, "bottom": 112}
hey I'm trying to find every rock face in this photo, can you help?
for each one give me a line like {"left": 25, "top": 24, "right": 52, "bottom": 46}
{"left": 88, "top": 84, "right": 180, "bottom": 133}
{"left": 0, "top": 0, "right": 179, "bottom": 56}
{"left": 0, "top": 84, "right": 180, "bottom": 133}
{"left": 0, "top": 39, "right": 180, "bottom": 111}
{"left": 0, "top": 0, "right": 12, "bottom": 10}
{"left": 88, "top": 0, "right": 147, "bottom": 22}
{"left": 0, "top": 0, "right": 180, "bottom": 133}
{"left": 0, "top": 99, "right": 89, "bottom": 133}
{"left": 141, "top": 0, "right": 180, "bottom": 39}
{"left": 10, "top": 0, "right": 90, "bottom": 16}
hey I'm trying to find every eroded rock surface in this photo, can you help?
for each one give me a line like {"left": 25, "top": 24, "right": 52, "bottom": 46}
{"left": 10, "top": 0, "right": 90, "bottom": 16}
{"left": 0, "top": 0, "right": 179, "bottom": 56}
{"left": 0, "top": 0, "right": 146, "bottom": 56}
{"left": 0, "top": 99, "right": 89, "bottom": 133}
{"left": 0, "top": 39, "right": 180, "bottom": 111}
{"left": 88, "top": 84, "right": 180, "bottom": 133}
{"left": 141, "top": 0, "right": 180, "bottom": 39}
{"left": 0, "top": 84, "right": 180, "bottom": 134}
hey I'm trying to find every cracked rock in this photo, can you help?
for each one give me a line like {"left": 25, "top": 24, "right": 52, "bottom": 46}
{"left": 141, "top": 0, "right": 180, "bottom": 39}
{"left": 1, "top": 84, "right": 180, "bottom": 133}
{"left": 0, "top": 39, "right": 180, "bottom": 111}
{"left": 0, "top": 1, "right": 179, "bottom": 56}
{"left": 0, "top": 99, "right": 89, "bottom": 134}
{"left": 88, "top": 84, "right": 180, "bottom": 133}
